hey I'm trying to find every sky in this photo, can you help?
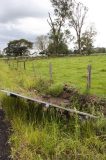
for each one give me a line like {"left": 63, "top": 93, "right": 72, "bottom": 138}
{"left": 0, "top": 0, "right": 106, "bottom": 50}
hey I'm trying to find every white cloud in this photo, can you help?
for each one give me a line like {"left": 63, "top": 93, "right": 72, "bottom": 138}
{"left": 16, "top": 18, "right": 50, "bottom": 35}
{"left": 0, "top": 0, "right": 106, "bottom": 49}
{"left": 0, "top": 0, "right": 52, "bottom": 49}
{"left": 0, "top": 0, "right": 52, "bottom": 22}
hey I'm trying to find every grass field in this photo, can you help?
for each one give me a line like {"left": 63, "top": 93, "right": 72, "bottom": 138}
{"left": 0, "top": 55, "right": 106, "bottom": 97}
{"left": 0, "top": 55, "right": 106, "bottom": 159}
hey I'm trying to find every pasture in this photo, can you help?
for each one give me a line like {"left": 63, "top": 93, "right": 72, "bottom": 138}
{"left": 0, "top": 55, "right": 106, "bottom": 97}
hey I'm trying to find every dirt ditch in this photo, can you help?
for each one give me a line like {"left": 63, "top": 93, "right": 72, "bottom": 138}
{"left": 0, "top": 108, "right": 11, "bottom": 160}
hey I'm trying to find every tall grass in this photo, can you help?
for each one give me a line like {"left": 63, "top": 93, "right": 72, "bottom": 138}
{"left": 1, "top": 96, "right": 106, "bottom": 160}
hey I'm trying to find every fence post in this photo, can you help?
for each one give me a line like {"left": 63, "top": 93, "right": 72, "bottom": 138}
{"left": 49, "top": 63, "right": 52, "bottom": 82}
{"left": 12, "top": 61, "right": 14, "bottom": 69}
{"left": 24, "top": 61, "right": 26, "bottom": 70}
{"left": 87, "top": 65, "right": 92, "bottom": 90}
{"left": 8, "top": 61, "right": 10, "bottom": 68}
{"left": 17, "top": 61, "right": 18, "bottom": 69}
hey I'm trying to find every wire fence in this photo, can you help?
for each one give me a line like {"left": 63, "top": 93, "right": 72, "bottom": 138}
{"left": 1, "top": 55, "right": 106, "bottom": 96}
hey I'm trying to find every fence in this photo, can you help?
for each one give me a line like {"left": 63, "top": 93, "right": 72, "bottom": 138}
{"left": 6, "top": 60, "right": 93, "bottom": 91}
{"left": 0, "top": 56, "right": 106, "bottom": 120}
{"left": 0, "top": 55, "right": 106, "bottom": 96}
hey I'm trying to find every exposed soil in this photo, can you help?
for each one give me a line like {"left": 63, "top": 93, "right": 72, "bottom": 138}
{"left": 0, "top": 108, "right": 11, "bottom": 160}
{"left": 31, "top": 85, "right": 106, "bottom": 116}
{"left": 13, "top": 84, "right": 106, "bottom": 116}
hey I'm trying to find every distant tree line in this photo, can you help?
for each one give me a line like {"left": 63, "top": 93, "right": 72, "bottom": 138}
{"left": 93, "top": 47, "right": 106, "bottom": 53}
{"left": 2, "top": 0, "right": 105, "bottom": 57}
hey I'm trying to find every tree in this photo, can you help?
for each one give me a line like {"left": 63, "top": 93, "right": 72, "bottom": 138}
{"left": 48, "top": 0, "right": 73, "bottom": 54}
{"left": 48, "top": 40, "right": 68, "bottom": 55}
{"left": 0, "top": 50, "right": 3, "bottom": 57}
{"left": 69, "top": 1, "right": 88, "bottom": 54}
{"left": 80, "top": 26, "right": 97, "bottom": 55}
{"left": 4, "top": 39, "right": 33, "bottom": 57}
{"left": 35, "top": 35, "right": 49, "bottom": 54}
{"left": 48, "top": 29, "right": 71, "bottom": 55}
{"left": 94, "top": 47, "right": 106, "bottom": 53}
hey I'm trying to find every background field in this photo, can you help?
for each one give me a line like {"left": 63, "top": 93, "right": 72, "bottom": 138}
{"left": 0, "top": 55, "right": 106, "bottom": 97}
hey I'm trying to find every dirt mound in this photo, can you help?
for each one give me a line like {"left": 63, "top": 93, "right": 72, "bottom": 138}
{"left": 42, "top": 84, "right": 106, "bottom": 115}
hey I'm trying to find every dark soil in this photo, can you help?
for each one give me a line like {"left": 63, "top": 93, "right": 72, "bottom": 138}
{"left": 0, "top": 109, "right": 11, "bottom": 160}
{"left": 41, "top": 85, "right": 106, "bottom": 116}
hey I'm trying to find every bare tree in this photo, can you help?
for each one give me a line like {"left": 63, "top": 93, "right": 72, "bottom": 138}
{"left": 35, "top": 35, "right": 49, "bottom": 53}
{"left": 69, "top": 1, "right": 88, "bottom": 54}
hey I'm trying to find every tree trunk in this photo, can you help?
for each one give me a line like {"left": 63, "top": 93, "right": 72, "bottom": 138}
{"left": 78, "top": 34, "right": 81, "bottom": 54}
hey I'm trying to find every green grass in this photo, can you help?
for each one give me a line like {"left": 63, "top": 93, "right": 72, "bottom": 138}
{"left": 1, "top": 96, "right": 106, "bottom": 160}
{"left": 0, "top": 55, "right": 106, "bottom": 97}
{"left": 0, "top": 55, "right": 106, "bottom": 160}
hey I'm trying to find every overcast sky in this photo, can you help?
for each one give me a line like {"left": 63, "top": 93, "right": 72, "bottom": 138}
{"left": 0, "top": 0, "right": 106, "bottom": 49}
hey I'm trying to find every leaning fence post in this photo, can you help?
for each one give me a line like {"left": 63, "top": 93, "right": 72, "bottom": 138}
{"left": 49, "top": 63, "right": 52, "bottom": 82}
{"left": 87, "top": 65, "right": 92, "bottom": 90}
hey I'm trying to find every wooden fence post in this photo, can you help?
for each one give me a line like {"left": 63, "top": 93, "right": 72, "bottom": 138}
{"left": 24, "top": 61, "right": 26, "bottom": 70}
{"left": 49, "top": 63, "right": 52, "bottom": 82}
{"left": 12, "top": 61, "right": 14, "bottom": 69}
{"left": 87, "top": 65, "right": 92, "bottom": 90}
{"left": 8, "top": 61, "right": 10, "bottom": 68}
{"left": 17, "top": 60, "right": 19, "bottom": 69}
{"left": 17, "top": 61, "right": 18, "bottom": 69}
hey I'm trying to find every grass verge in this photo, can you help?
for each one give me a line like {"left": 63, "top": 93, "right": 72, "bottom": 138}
{"left": 0, "top": 96, "right": 106, "bottom": 160}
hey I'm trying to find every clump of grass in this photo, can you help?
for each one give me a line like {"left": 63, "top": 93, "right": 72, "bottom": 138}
{"left": 30, "top": 78, "right": 50, "bottom": 94}
{"left": 100, "top": 69, "right": 106, "bottom": 72}
{"left": 29, "top": 78, "right": 64, "bottom": 97}
{"left": 9, "top": 117, "right": 106, "bottom": 160}
{"left": 47, "top": 83, "right": 63, "bottom": 97}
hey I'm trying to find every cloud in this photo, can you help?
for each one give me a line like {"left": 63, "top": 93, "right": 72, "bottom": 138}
{"left": 0, "top": 0, "right": 53, "bottom": 49}
{"left": 0, "top": 25, "right": 33, "bottom": 49}
{"left": 0, "top": 0, "right": 52, "bottom": 23}
{"left": 1, "top": 0, "right": 106, "bottom": 49}
{"left": 0, "top": 17, "right": 51, "bottom": 49}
